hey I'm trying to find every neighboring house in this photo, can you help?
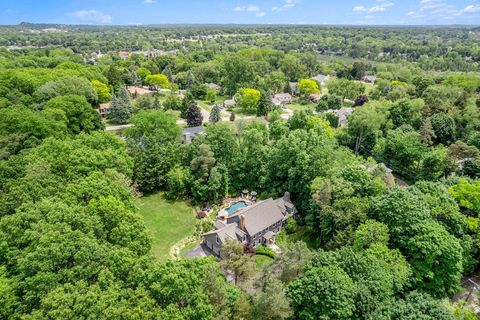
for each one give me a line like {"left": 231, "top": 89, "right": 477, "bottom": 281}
{"left": 182, "top": 126, "right": 205, "bottom": 144}
{"left": 118, "top": 51, "right": 131, "bottom": 59}
{"left": 362, "top": 75, "right": 377, "bottom": 84}
{"left": 289, "top": 82, "right": 299, "bottom": 96}
{"left": 97, "top": 102, "right": 111, "bottom": 118}
{"left": 205, "top": 83, "right": 222, "bottom": 91}
{"left": 202, "top": 192, "right": 296, "bottom": 256}
{"left": 361, "top": 163, "right": 395, "bottom": 187}
{"left": 311, "top": 74, "right": 330, "bottom": 87}
{"left": 309, "top": 93, "right": 323, "bottom": 102}
{"left": 138, "top": 49, "right": 178, "bottom": 57}
{"left": 328, "top": 107, "right": 353, "bottom": 126}
{"left": 127, "top": 86, "right": 153, "bottom": 96}
{"left": 223, "top": 98, "right": 237, "bottom": 108}
{"left": 272, "top": 93, "right": 293, "bottom": 106}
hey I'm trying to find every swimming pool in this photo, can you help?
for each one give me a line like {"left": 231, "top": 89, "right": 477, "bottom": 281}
{"left": 225, "top": 201, "right": 248, "bottom": 215}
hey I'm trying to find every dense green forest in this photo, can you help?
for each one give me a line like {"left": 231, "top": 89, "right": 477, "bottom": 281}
{"left": 1, "top": 24, "right": 480, "bottom": 319}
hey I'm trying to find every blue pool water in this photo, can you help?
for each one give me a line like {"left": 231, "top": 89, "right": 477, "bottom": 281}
{"left": 225, "top": 201, "right": 248, "bottom": 215}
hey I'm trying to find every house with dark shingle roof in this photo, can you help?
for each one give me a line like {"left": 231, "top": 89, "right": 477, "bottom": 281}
{"left": 202, "top": 192, "right": 296, "bottom": 256}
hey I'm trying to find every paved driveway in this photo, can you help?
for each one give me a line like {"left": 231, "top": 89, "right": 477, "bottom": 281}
{"left": 184, "top": 243, "right": 214, "bottom": 258}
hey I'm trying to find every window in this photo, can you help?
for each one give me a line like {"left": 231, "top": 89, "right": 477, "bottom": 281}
{"left": 216, "top": 235, "right": 219, "bottom": 244}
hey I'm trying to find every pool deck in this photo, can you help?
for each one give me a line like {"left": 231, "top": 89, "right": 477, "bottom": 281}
{"left": 217, "top": 198, "right": 254, "bottom": 219}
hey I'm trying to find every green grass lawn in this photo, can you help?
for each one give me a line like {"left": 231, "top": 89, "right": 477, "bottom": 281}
{"left": 276, "top": 227, "right": 321, "bottom": 251}
{"left": 254, "top": 255, "right": 274, "bottom": 269}
{"left": 165, "top": 109, "right": 181, "bottom": 119}
{"left": 136, "top": 192, "right": 197, "bottom": 261}
{"left": 198, "top": 100, "right": 230, "bottom": 117}
{"left": 287, "top": 102, "right": 316, "bottom": 113}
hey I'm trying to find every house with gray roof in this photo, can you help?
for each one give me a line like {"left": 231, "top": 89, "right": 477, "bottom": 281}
{"left": 362, "top": 75, "right": 377, "bottom": 84}
{"left": 289, "top": 82, "right": 299, "bottom": 96}
{"left": 311, "top": 74, "right": 330, "bottom": 87}
{"left": 205, "top": 83, "right": 222, "bottom": 91}
{"left": 202, "top": 192, "right": 296, "bottom": 256}
{"left": 182, "top": 126, "right": 204, "bottom": 144}
{"left": 223, "top": 98, "right": 237, "bottom": 108}
{"left": 272, "top": 93, "right": 293, "bottom": 106}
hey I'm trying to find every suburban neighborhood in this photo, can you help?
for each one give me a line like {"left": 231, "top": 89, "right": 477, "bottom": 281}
{"left": 1, "top": 3, "right": 480, "bottom": 319}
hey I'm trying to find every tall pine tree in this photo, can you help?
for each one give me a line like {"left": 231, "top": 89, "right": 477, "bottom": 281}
{"left": 180, "top": 92, "right": 195, "bottom": 119}
{"left": 209, "top": 104, "right": 221, "bottom": 123}
{"left": 108, "top": 86, "right": 132, "bottom": 124}
{"left": 257, "top": 91, "right": 271, "bottom": 117}
{"left": 186, "top": 71, "right": 196, "bottom": 89}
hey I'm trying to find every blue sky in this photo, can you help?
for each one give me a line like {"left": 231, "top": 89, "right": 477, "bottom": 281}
{"left": 0, "top": 0, "right": 479, "bottom": 25}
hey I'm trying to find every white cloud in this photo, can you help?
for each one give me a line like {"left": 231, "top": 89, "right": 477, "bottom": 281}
{"left": 144, "top": 0, "right": 156, "bottom": 4}
{"left": 407, "top": 10, "right": 425, "bottom": 18}
{"left": 272, "top": 0, "right": 301, "bottom": 11}
{"left": 353, "top": 6, "right": 367, "bottom": 12}
{"left": 417, "top": 0, "right": 479, "bottom": 18}
{"left": 234, "top": 5, "right": 265, "bottom": 17}
{"left": 369, "top": 6, "right": 386, "bottom": 13}
{"left": 235, "top": 5, "right": 260, "bottom": 12}
{"left": 462, "top": 5, "right": 480, "bottom": 13}
{"left": 354, "top": 1, "right": 394, "bottom": 14}
{"left": 420, "top": 0, "right": 455, "bottom": 14}
{"left": 72, "top": 10, "right": 112, "bottom": 23}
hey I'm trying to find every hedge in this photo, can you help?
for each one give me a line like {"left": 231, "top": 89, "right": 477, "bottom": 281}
{"left": 255, "top": 245, "right": 275, "bottom": 259}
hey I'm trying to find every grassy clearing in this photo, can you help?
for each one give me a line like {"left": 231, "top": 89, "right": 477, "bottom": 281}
{"left": 276, "top": 227, "right": 321, "bottom": 251}
{"left": 165, "top": 109, "right": 181, "bottom": 119}
{"left": 136, "top": 192, "right": 197, "bottom": 261}
{"left": 254, "top": 255, "right": 274, "bottom": 269}
{"left": 287, "top": 102, "right": 316, "bottom": 113}
{"left": 198, "top": 100, "right": 230, "bottom": 117}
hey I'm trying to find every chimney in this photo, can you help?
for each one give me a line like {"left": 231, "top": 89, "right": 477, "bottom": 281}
{"left": 239, "top": 214, "right": 246, "bottom": 231}
{"left": 283, "top": 191, "right": 291, "bottom": 203}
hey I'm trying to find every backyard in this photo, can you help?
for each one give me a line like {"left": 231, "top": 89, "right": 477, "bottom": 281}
{"left": 136, "top": 192, "right": 197, "bottom": 260}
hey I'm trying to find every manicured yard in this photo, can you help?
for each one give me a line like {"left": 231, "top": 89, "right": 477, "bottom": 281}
{"left": 254, "top": 254, "right": 274, "bottom": 269}
{"left": 287, "top": 102, "right": 316, "bottom": 113}
{"left": 197, "top": 100, "right": 230, "bottom": 117}
{"left": 136, "top": 192, "right": 197, "bottom": 260}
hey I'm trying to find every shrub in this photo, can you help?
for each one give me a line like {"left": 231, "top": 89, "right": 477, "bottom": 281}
{"left": 255, "top": 245, "right": 275, "bottom": 258}
{"left": 285, "top": 217, "right": 297, "bottom": 234}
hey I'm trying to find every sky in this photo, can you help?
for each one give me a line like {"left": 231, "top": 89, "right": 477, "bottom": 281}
{"left": 0, "top": 0, "right": 479, "bottom": 26}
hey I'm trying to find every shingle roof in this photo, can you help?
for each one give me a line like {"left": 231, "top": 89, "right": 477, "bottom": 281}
{"left": 182, "top": 126, "right": 204, "bottom": 135}
{"left": 311, "top": 74, "right": 329, "bottom": 83}
{"left": 205, "top": 83, "right": 221, "bottom": 90}
{"left": 203, "top": 223, "right": 240, "bottom": 244}
{"left": 230, "top": 198, "right": 286, "bottom": 235}
{"left": 274, "top": 93, "right": 292, "bottom": 99}
{"left": 223, "top": 99, "right": 236, "bottom": 106}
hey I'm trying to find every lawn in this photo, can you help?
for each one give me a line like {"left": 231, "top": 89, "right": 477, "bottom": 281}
{"left": 198, "top": 100, "right": 230, "bottom": 117}
{"left": 165, "top": 109, "right": 181, "bottom": 119}
{"left": 136, "top": 192, "right": 197, "bottom": 260}
{"left": 254, "top": 255, "right": 274, "bottom": 269}
{"left": 287, "top": 102, "right": 316, "bottom": 113}
{"left": 276, "top": 227, "right": 321, "bottom": 251}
